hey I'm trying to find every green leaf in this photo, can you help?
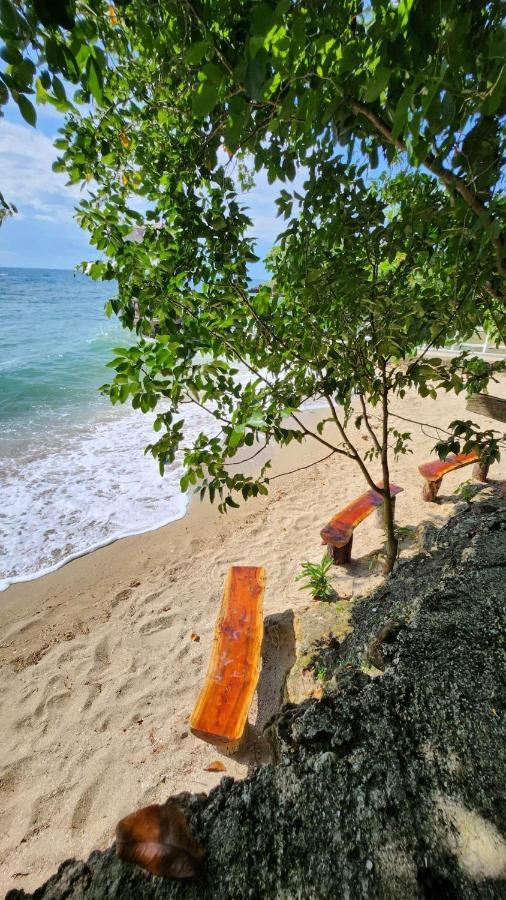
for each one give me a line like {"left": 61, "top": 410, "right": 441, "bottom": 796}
{"left": 363, "top": 67, "right": 391, "bottom": 103}
{"left": 202, "top": 62, "right": 224, "bottom": 85}
{"left": 192, "top": 82, "right": 219, "bottom": 117}
{"left": 0, "top": 45, "right": 22, "bottom": 65}
{"left": 52, "top": 75, "right": 67, "bottom": 102}
{"left": 251, "top": 3, "right": 276, "bottom": 36}
{"left": 87, "top": 57, "right": 103, "bottom": 105}
{"left": 0, "top": 0, "right": 20, "bottom": 31}
{"left": 229, "top": 426, "right": 244, "bottom": 448}
{"left": 391, "top": 83, "right": 415, "bottom": 140}
{"left": 245, "top": 57, "right": 266, "bottom": 100}
{"left": 17, "top": 93, "right": 36, "bottom": 126}
{"left": 185, "top": 41, "right": 208, "bottom": 65}
{"left": 483, "top": 64, "right": 506, "bottom": 115}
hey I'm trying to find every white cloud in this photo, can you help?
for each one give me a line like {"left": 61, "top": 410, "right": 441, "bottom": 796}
{"left": 0, "top": 120, "right": 81, "bottom": 222}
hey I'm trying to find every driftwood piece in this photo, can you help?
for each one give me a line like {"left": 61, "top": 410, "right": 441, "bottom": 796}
{"left": 418, "top": 451, "right": 483, "bottom": 502}
{"left": 116, "top": 802, "right": 204, "bottom": 879}
{"left": 190, "top": 566, "right": 265, "bottom": 748}
{"left": 321, "top": 483, "right": 404, "bottom": 566}
{"left": 466, "top": 392, "right": 506, "bottom": 424}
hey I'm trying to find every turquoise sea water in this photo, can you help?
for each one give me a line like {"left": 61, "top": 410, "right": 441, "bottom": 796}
{"left": 1, "top": 268, "right": 121, "bottom": 439}
{"left": 0, "top": 268, "right": 201, "bottom": 589}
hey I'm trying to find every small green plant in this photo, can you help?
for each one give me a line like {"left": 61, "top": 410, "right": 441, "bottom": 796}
{"left": 454, "top": 480, "right": 483, "bottom": 503}
{"left": 367, "top": 549, "right": 386, "bottom": 573}
{"left": 394, "top": 525, "right": 417, "bottom": 542}
{"left": 296, "top": 554, "right": 334, "bottom": 601}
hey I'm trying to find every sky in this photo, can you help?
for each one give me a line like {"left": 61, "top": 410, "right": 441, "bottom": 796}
{"left": 0, "top": 101, "right": 291, "bottom": 274}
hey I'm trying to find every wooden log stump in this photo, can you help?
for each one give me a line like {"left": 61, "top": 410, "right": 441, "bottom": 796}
{"left": 422, "top": 478, "right": 442, "bottom": 502}
{"left": 473, "top": 461, "right": 489, "bottom": 483}
{"left": 327, "top": 535, "right": 353, "bottom": 565}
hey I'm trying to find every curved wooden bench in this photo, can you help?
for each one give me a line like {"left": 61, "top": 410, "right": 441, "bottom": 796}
{"left": 320, "top": 483, "right": 404, "bottom": 565}
{"left": 418, "top": 450, "right": 488, "bottom": 501}
{"left": 190, "top": 566, "right": 265, "bottom": 751}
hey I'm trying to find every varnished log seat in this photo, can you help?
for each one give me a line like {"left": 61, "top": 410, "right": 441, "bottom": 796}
{"left": 320, "top": 483, "right": 404, "bottom": 565}
{"left": 190, "top": 566, "right": 265, "bottom": 751}
{"left": 418, "top": 450, "right": 489, "bottom": 502}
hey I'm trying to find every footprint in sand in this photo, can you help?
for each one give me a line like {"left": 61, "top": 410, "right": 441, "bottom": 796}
{"left": 139, "top": 612, "right": 176, "bottom": 636}
{"left": 33, "top": 674, "right": 71, "bottom": 720}
{"left": 70, "top": 777, "right": 101, "bottom": 832}
{"left": 111, "top": 587, "right": 133, "bottom": 607}
{"left": 90, "top": 636, "right": 110, "bottom": 675}
{"left": 81, "top": 681, "right": 102, "bottom": 712}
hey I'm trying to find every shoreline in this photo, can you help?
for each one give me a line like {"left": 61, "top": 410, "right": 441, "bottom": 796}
{"left": 0, "top": 408, "right": 327, "bottom": 669}
{"left": 0, "top": 403, "right": 328, "bottom": 595}
{"left": 0, "top": 505, "right": 191, "bottom": 595}
{"left": 1, "top": 387, "right": 505, "bottom": 895}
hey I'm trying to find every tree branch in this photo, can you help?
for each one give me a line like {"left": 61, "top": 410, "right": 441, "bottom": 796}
{"left": 224, "top": 442, "right": 269, "bottom": 466}
{"left": 483, "top": 284, "right": 506, "bottom": 345}
{"left": 324, "top": 394, "right": 381, "bottom": 493}
{"left": 359, "top": 393, "right": 381, "bottom": 452}
{"left": 267, "top": 449, "right": 337, "bottom": 481}
{"left": 349, "top": 99, "right": 506, "bottom": 278}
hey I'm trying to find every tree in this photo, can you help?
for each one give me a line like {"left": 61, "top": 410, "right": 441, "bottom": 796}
{"left": 2, "top": 1, "right": 503, "bottom": 280}
{"left": 0, "top": 1, "right": 103, "bottom": 124}
{"left": 1, "top": 0, "right": 504, "bottom": 570}
{"left": 99, "top": 168, "right": 504, "bottom": 571}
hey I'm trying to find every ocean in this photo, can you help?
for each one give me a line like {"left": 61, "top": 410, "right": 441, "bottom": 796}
{"left": 0, "top": 267, "right": 213, "bottom": 591}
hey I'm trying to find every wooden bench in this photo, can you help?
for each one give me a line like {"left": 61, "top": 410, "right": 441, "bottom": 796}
{"left": 190, "top": 566, "right": 265, "bottom": 751}
{"left": 320, "top": 483, "right": 404, "bottom": 565}
{"left": 418, "top": 450, "right": 489, "bottom": 501}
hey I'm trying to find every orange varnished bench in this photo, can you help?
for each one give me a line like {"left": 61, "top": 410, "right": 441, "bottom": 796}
{"left": 320, "top": 483, "right": 404, "bottom": 565}
{"left": 190, "top": 566, "right": 265, "bottom": 751}
{"left": 418, "top": 450, "right": 489, "bottom": 501}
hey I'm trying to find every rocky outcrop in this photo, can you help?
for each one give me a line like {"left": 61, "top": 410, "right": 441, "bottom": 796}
{"left": 8, "top": 490, "right": 506, "bottom": 900}
{"left": 284, "top": 598, "right": 355, "bottom": 704}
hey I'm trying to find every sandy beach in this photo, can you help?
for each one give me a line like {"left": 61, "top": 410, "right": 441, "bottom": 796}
{"left": 1, "top": 385, "right": 505, "bottom": 897}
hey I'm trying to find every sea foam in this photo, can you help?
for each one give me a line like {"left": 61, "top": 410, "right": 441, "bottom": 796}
{"left": 0, "top": 401, "right": 214, "bottom": 591}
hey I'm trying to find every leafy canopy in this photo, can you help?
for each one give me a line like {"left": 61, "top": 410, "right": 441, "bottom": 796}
{"left": 1, "top": 0, "right": 504, "bottom": 283}
{"left": 96, "top": 168, "right": 503, "bottom": 516}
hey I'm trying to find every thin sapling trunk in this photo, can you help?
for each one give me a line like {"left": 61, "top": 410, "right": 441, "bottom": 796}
{"left": 381, "top": 366, "right": 398, "bottom": 572}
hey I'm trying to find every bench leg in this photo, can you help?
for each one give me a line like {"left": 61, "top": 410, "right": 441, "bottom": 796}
{"left": 422, "top": 478, "right": 442, "bottom": 502}
{"left": 375, "top": 497, "right": 396, "bottom": 531}
{"left": 328, "top": 535, "right": 353, "bottom": 565}
{"left": 473, "top": 461, "right": 489, "bottom": 483}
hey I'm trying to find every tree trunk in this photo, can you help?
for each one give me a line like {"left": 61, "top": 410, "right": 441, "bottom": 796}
{"left": 382, "top": 477, "right": 398, "bottom": 573}
{"left": 381, "top": 366, "right": 398, "bottom": 573}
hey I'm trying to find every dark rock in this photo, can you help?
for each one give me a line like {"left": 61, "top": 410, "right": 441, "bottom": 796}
{"left": 7, "top": 493, "right": 506, "bottom": 900}
{"left": 366, "top": 619, "right": 404, "bottom": 671}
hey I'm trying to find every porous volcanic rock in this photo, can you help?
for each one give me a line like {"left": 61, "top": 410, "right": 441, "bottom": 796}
{"left": 8, "top": 491, "right": 506, "bottom": 900}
